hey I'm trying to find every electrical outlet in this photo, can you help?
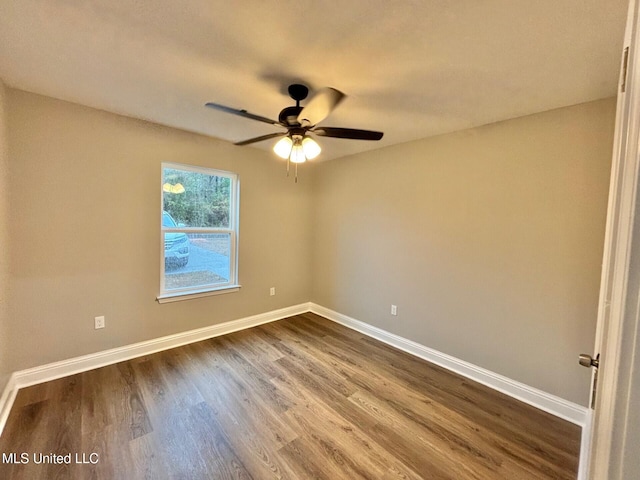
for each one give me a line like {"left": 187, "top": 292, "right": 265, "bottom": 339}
{"left": 94, "top": 316, "right": 105, "bottom": 329}
{"left": 270, "top": 287, "right": 276, "bottom": 296}
{"left": 391, "top": 305, "right": 398, "bottom": 316}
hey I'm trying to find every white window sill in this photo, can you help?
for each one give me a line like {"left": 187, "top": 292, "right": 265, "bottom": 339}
{"left": 157, "top": 285, "right": 241, "bottom": 304}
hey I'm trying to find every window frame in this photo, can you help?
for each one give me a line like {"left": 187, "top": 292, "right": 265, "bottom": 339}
{"left": 157, "top": 162, "right": 240, "bottom": 303}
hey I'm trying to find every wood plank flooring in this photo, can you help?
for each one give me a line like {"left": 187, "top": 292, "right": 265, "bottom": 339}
{"left": 0, "top": 313, "right": 581, "bottom": 479}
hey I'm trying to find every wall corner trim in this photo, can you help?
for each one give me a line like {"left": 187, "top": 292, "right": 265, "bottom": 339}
{"left": 309, "top": 303, "right": 588, "bottom": 426}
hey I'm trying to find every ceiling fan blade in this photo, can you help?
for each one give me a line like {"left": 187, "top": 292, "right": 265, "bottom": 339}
{"left": 205, "top": 102, "right": 282, "bottom": 127}
{"left": 234, "top": 132, "right": 284, "bottom": 146}
{"left": 297, "top": 88, "right": 345, "bottom": 127}
{"left": 313, "top": 127, "right": 383, "bottom": 141}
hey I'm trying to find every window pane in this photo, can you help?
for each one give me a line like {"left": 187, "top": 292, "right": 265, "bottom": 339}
{"left": 163, "top": 168, "right": 231, "bottom": 228}
{"left": 164, "top": 233, "right": 231, "bottom": 290}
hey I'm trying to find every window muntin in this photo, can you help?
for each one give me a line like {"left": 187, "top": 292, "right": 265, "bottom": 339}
{"left": 159, "top": 163, "right": 239, "bottom": 299}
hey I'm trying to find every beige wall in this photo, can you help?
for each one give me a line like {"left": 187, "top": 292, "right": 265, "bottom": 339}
{"left": 6, "top": 89, "right": 312, "bottom": 371}
{"left": 311, "top": 98, "right": 616, "bottom": 406}
{"left": 0, "top": 81, "right": 9, "bottom": 392}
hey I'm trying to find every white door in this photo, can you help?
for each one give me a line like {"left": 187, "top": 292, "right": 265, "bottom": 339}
{"left": 580, "top": 0, "right": 640, "bottom": 478}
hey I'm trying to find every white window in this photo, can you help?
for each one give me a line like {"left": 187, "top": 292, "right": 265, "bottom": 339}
{"left": 158, "top": 162, "right": 239, "bottom": 302}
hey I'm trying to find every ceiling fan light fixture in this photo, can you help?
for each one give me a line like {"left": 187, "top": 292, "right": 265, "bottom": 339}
{"left": 289, "top": 135, "right": 306, "bottom": 164}
{"left": 302, "top": 137, "right": 321, "bottom": 160}
{"left": 290, "top": 143, "right": 306, "bottom": 164}
{"left": 273, "top": 136, "right": 293, "bottom": 159}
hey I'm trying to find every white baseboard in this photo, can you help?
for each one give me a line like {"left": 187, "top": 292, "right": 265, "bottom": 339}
{"left": 14, "top": 302, "right": 311, "bottom": 389}
{"left": 0, "top": 302, "right": 311, "bottom": 436}
{"left": 309, "top": 303, "right": 587, "bottom": 426}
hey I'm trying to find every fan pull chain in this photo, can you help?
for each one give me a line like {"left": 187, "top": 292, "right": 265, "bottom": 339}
{"left": 295, "top": 163, "right": 298, "bottom": 183}
{"left": 286, "top": 157, "right": 290, "bottom": 177}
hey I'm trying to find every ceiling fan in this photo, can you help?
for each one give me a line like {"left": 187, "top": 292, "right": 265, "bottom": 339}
{"left": 205, "top": 84, "right": 383, "bottom": 181}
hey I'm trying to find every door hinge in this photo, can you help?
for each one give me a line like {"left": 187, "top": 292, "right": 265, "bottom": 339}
{"left": 622, "top": 46, "right": 630, "bottom": 93}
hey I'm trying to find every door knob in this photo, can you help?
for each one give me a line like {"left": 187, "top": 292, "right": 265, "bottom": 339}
{"left": 579, "top": 353, "right": 599, "bottom": 368}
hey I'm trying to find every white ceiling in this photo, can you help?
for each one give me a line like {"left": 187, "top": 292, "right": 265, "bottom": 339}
{"left": 0, "top": 0, "right": 629, "bottom": 161}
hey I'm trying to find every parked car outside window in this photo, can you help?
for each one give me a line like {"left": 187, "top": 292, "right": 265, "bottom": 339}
{"left": 163, "top": 211, "right": 189, "bottom": 268}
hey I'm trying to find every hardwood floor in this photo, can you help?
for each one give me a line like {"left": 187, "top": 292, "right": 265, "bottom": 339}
{"left": 0, "top": 313, "right": 581, "bottom": 479}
